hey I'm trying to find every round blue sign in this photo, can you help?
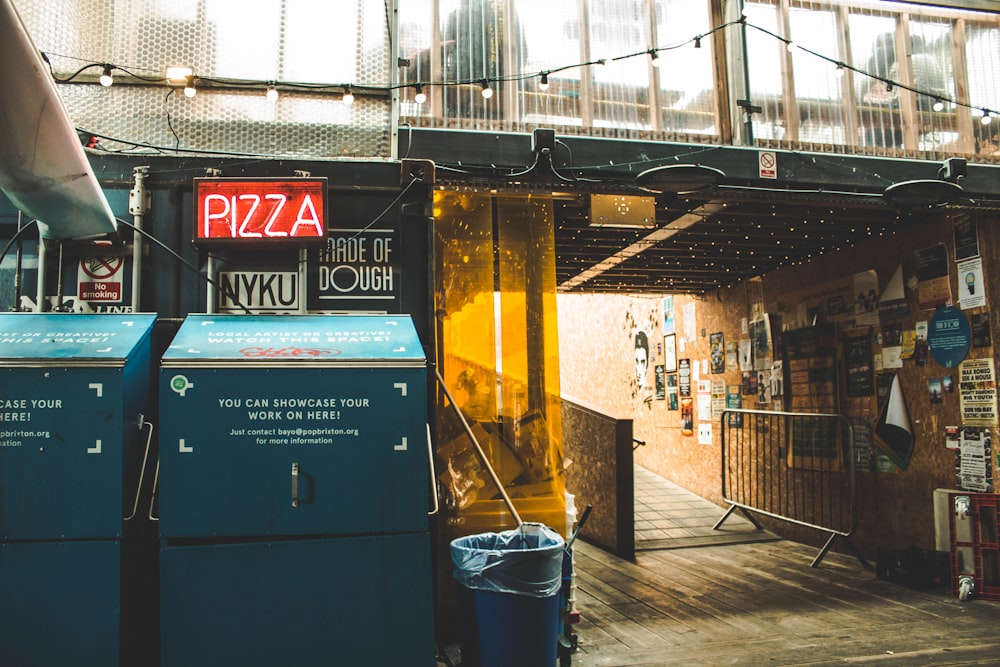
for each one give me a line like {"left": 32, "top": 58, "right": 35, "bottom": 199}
{"left": 928, "top": 306, "right": 971, "bottom": 368}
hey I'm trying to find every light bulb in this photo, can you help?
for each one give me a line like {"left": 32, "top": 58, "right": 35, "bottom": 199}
{"left": 99, "top": 65, "right": 113, "bottom": 87}
{"left": 183, "top": 75, "right": 196, "bottom": 98}
{"left": 650, "top": 50, "right": 662, "bottom": 68}
{"left": 981, "top": 112, "right": 992, "bottom": 125}
{"left": 342, "top": 86, "right": 355, "bottom": 105}
{"left": 538, "top": 73, "right": 549, "bottom": 91}
{"left": 834, "top": 64, "right": 844, "bottom": 79}
{"left": 414, "top": 85, "right": 426, "bottom": 104}
{"left": 481, "top": 80, "right": 493, "bottom": 99}
{"left": 265, "top": 86, "right": 278, "bottom": 102}
{"left": 932, "top": 98, "right": 945, "bottom": 112}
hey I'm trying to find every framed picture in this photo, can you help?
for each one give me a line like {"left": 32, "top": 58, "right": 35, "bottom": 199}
{"left": 663, "top": 334, "right": 677, "bottom": 372}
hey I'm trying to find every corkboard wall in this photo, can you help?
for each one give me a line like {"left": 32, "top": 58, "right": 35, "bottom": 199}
{"left": 558, "top": 210, "right": 1000, "bottom": 558}
{"left": 558, "top": 289, "right": 744, "bottom": 505}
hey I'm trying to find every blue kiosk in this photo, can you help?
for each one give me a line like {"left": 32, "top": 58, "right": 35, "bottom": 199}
{"left": 157, "top": 313, "right": 435, "bottom": 666}
{"left": 0, "top": 313, "right": 159, "bottom": 667}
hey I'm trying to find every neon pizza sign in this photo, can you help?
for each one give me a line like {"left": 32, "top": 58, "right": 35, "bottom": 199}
{"left": 193, "top": 177, "right": 328, "bottom": 246}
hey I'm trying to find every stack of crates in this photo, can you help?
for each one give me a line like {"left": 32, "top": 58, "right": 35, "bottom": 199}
{"left": 949, "top": 492, "right": 1000, "bottom": 601}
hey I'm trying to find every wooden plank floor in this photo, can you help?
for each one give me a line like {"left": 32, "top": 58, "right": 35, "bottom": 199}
{"left": 567, "top": 470, "right": 1000, "bottom": 666}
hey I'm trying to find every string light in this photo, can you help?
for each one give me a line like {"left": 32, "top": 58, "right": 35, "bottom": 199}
{"left": 265, "top": 85, "right": 278, "bottom": 102}
{"left": 42, "top": 18, "right": 1000, "bottom": 125}
{"left": 414, "top": 84, "right": 426, "bottom": 104}
{"left": 165, "top": 66, "right": 193, "bottom": 84}
{"left": 833, "top": 63, "right": 844, "bottom": 79}
{"left": 99, "top": 64, "right": 113, "bottom": 87}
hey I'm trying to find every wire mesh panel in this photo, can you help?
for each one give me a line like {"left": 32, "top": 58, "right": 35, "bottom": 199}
{"left": 720, "top": 408, "right": 861, "bottom": 567}
{"left": 17, "top": 0, "right": 393, "bottom": 158}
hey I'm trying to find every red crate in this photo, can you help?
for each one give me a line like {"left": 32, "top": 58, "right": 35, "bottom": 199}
{"left": 949, "top": 492, "right": 1000, "bottom": 601}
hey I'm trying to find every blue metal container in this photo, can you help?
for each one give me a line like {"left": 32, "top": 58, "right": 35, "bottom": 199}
{"left": 158, "top": 314, "right": 434, "bottom": 666}
{"left": 0, "top": 313, "right": 158, "bottom": 667}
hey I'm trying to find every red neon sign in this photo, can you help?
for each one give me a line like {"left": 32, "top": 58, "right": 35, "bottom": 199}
{"left": 193, "top": 178, "right": 328, "bottom": 246}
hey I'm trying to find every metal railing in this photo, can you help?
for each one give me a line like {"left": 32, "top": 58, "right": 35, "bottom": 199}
{"left": 717, "top": 408, "right": 866, "bottom": 568}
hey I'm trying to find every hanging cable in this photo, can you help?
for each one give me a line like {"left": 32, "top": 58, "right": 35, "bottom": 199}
{"left": 113, "top": 217, "right": 252, "bottom": 314}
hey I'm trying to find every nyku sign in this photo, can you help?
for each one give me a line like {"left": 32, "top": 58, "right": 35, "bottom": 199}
{"left": 218, "top": 271, "right": 299, "bottom": 314}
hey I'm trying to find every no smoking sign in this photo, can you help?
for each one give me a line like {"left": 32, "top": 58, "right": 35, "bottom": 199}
{"left": 78, "top": 256, "right": 124, "bottom": 303}
{"left": 758, "top": 151, "right": 777, "bottom": 180}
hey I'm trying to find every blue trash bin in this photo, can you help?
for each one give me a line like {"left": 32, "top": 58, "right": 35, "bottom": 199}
{"left": 451, "top": 523, "right": 565, "bottom": 667}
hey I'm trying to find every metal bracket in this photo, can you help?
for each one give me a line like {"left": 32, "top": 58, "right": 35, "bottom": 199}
{"left": 401, "top": 159, "right": 435, "bottom": 186}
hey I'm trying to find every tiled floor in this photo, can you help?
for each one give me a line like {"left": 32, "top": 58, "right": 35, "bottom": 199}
{"left": 633, "top": 464, "right": 777, "bottom": 550}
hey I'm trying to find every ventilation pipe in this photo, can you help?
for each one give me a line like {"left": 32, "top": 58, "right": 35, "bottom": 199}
{"left": 0, "top": 0, "right": 117, "bottom": 240}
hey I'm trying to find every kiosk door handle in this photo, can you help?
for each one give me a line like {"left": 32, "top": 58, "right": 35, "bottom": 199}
{"left": 125, "top": 417, "right": 155, "bottom": 521}
{"left": 291, "top": 462, "right": 300, "bottom": 507}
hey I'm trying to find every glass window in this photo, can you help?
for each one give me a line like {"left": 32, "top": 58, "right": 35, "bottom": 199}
{"left": 654, "top": 0, "right": 716, "bottom": 136}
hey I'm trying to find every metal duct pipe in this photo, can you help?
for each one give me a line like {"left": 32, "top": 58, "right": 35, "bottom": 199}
{"left": 0, "top": 0, "right": 117, "bottom": 240}
{"left": 35, "top": 239, "right": 47, "bottom": 312}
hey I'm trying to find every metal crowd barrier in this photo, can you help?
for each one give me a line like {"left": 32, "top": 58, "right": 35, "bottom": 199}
{"left": 717, "top": 408, "right": 866, "bottom": 568}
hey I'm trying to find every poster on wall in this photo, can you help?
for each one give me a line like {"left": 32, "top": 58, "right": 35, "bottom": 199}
{"left": 750, "top": 317, "right": 772, "bottom": 370}
{"left": 959, "top": 358, "right": 998, "bottom": 426}
{"left": 928, "top": 306, "right": 971, "bottom": 368}
{"left": 914, "top": 244, "right": 952, "bottom": 311}
{"left": 757, "top": 369, "right": 771, "bottom": 405}
{"left": 726, "top": 385, "right": 743, "bottom": 426}
{"left": 954, "top": 214, "right": 980, "bottom": 261}
{"left": 739, "top": 339, "right": 752, "bottom": 371}
{"left": 654, "top": 365, "right": 665, "bottom": 400}
{"left": 878, "top": 265, "right": 909, "bottom": 320}
{"left": 972, "top": 312, "right": 992, "bottom": 348}
{"left": 683, "top": 302, "right": 697, "bottom": 342}
{"left": 957, "top": 257, "right": 986, "bottom": 310}
{"left": 680, "top": 397, "right": 694, "bottom": 435}
{"left": 711, "top": 380, "right": 726, "bottom": 419}
{"left": 852, "top": 269, "right": 880, "bottom": 327}
{"left": 845, "top": 332, "right": 874, "bottom": 397}
{"left": 663, "top": 334, "right": 677, "bottom": 372}
{"left": 710, "top": 332, "right": 725, "bottom": 374}
{"left": 697, "top": 380, "right": 712, "bottom": 421}
{"left": 957, "top": 427, "right": 992, "bottom": 492}
{"left": 678, "top": 358, "right": 691, "bottom": 396}
{"left": 663, "top": 296, "right": 675, "bottom": 335}
{"left": 726, "top": 341, "right": 738, "bottom": 372}
{"left": 873, "top": 372, "right": 915, "bottom": 470}
{"left": 666, "top": 374, "right": 678, "bottom": 410}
